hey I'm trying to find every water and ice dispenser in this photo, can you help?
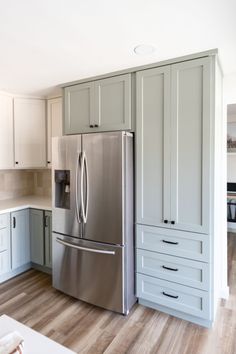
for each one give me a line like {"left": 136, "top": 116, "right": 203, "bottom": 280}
{"left": 55, "top": 170, "right": 70, "bottom": 209}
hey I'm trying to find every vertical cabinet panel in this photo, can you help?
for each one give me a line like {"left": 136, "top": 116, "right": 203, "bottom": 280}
{"left": 30, "top": 209, "right": 44, "bottom": 265}
{"left": 44, "top": 211, "right": 52, "bottom": 268}
{"left": 0, "top": 94, "right": 14, "bottom": 169}
{"left": 11, "top": 209, "right": 30, "bottom": 270}
{"left": 64, "top": 82, "right": 95, "bottom": 134}
{"left": 136, "top": 67, "right": 171, "bottom": 227}
{"left": 94, "top": 74, "right": 131, "bottom": 131}
{"left": 171, "top": 58, "right": 211, "bottom": 233}
{"left": 14, "top": 98, "right": 46, "bottom": 168}
{"left": 47, "top": 98, "right": 62, "bottom": 167}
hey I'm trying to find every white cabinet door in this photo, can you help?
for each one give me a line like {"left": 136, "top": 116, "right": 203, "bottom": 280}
{"left": 136, "top": 67, "right": 171, "bottom": 227}
{"left": 14, "top": 98, "right": 46, "bottom": 168}
{"left": 47, "top": 97, "right": 62, "bottom": 167}
{"left": 0, "top": 94, "right": 14, "bottom": 169}
{"left": 170, "top": 57, "right": 211, "bottom": 234}
{"left": 94, "top": 74, "right": 132, "bottom": 131}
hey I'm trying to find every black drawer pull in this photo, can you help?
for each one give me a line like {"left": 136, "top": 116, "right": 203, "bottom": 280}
{"left": 162, "top": 265, "right": 178, "bottom": 272}
{"left": 162, "top": 239, "right": 179, "bottom": 245}
{"left": 171, "top": 221, "right": 175, "bottom": 225}
{"left": 163, "top": 219, "right": 168, "bottom": 224}
{"left": 94, "top": 124, "right": 99, "bottom": 127}
{"left": 162, "top": 291, "right": 179, "bottom": 299}
{"left": 90, "top": 125, "right": 94, "bottom": 128}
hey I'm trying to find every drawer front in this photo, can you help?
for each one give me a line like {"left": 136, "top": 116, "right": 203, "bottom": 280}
{"left": 137, "top": 249, "right": 210, "bottom": 290}
{"left": 137, "top": 273, "right": 210, "bottom": 320}
{"left": 0, "top": 250, "right": 10, "bottom": 275}
{"left": 0, "top": 228, "right": 10, "bottom": 252}
{"left": 0, "top": 213, "right": 10, "bottom": 230}
{"left": 136, "top": 224, "right": 209, "bottom": 262}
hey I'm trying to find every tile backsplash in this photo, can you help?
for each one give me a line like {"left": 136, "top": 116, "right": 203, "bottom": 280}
{"left": 0, "top": 169, "right": 52, "bottom": 200}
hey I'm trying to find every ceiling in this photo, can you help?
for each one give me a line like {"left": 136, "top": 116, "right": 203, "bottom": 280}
{"left": 0, "top": 0, "right": 235, "bottom": 97}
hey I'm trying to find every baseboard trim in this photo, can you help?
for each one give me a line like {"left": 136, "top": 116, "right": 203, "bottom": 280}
{"left": 0, "top": 263, "right": 31, "bottom": 284}
{"left": 139, "top": 299, "right": 213, "bottom": 328}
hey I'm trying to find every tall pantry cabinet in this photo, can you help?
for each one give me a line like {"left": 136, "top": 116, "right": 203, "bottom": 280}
{"left": 135, "top": 54, "right": 224, "bottom": 327}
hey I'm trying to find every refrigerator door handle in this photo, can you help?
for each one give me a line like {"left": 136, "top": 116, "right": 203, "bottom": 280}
{"left": 81, "top": 152, "right": 89, "bottom": 223}
{"left": 75, "top": 152, "right": 81, "bottom": 224}
{"left": 84, "top": 153, "right": 89, "bottom": 223}
{"left": 56, "top": 237, "right": 116, "bottom": 255}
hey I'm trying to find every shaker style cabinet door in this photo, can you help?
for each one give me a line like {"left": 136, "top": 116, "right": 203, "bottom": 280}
{"left": 47, "top": 97, "right": 62, "bottom": 167}
{"left": 44, "top": 211, "right": 52, "bottom": 268}
{"left": 14, "top": 98, "right": 46, "bottom": 168}
{"left": 170, "top": 57, "right": 211, "bottom": 234}
{"left": 30, "top": 209, "right": 44, "bottom": 266}
{"left": 64, "top": 82, "right": 95, "bottom": 134}
{"left": 94, "top": 74, "right": 132, "bottom": 131}
{"left": 136, "top": 66, "right": 171, "bottom": 227}
{"left": 0, "top": 94, "right": 14, "bottom": 169}
{"left": 11, "top": 209, "right": 30, "bottom": 270}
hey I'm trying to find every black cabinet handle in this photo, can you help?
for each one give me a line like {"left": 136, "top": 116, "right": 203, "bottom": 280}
{"left": 90, "top": 125, "right": 94, "bottom": 128}
{"left": 94, "top": 124, "right": 99, "bottom": 128}
{"left": 44, "top": 215, "right": 49, "bottom": 228}
{"left": 13, "top": 217, "right": 16, "bottom": 228}
{"left": 164, "top": 219, "right": 168, "bottom": 224}
{"left": 162, "top": 239, "right": 179, "bottom": 245}
{"left": 162, "top": 265, "right": 178, "bottom": 272}
{"left": 162, "top": 291, "right": 179, "bottom": 299}
{"left": 171, "top": 221, "right": 175, "bottom": 225}
{"left": 47, "top": 161, "right": 51, "bottom": 164}
{"left": 15, "top": 162, "right": 19, "bottom": 165}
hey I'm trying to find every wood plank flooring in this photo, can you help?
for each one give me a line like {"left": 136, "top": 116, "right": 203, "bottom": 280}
{"left": 0, "top": 234, "right": 236, "bottom": 353}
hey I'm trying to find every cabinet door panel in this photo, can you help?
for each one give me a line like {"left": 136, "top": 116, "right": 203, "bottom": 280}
{"left": 171, "top": 57, "right": 211, "bottom": 233}
{"left": 0, "top": 94, "right": 14, "bottom": 169}
{"left": 47, "top": 98, "right": 62, "bottom": 166}
{"left": 64, "top": 82, "right": 94, "bottom": 134}
{"left": 11, "top": 209, "right": 30, "bottom": 269}
{"left": 44, "top": 211, "right": 52, "bottom": 268}
{"left": 14, "top": 98, "right": 46, "bottom": 168}
{"left": 94, "top": 74, "right": 131, "bottom": 131}
{"left": 30, "top": 209, "right": 44, "bottom": 265}
{"left": 136, "top": 67, "right": 171, "bottom": 227}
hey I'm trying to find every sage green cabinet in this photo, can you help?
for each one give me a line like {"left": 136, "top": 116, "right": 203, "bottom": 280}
{"left": 44, "top": 211, "right": 52, "bottom": 268}
{"left": 11, "top": 209, "right": 30, "bottom": 270}
{"left": 0, "top": 213, "right": 11, "bottom": 276}
{"left": 30, "top": 209, "right": 52, "bottom": 269}
{"left": 64, "top": 74, "right": 131, "bottom": 134}
{"left": 30, "top": 209, "right": 44, "bottom": 265}
{"left": 136, "top": 57, "right": 211, "bottom": 234}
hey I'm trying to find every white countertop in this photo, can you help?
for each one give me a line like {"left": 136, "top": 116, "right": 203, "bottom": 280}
{"left": 0, "top": 195, "right": 52, "bottom": 215}
{"left": 0, "top": 315, "right": 75, "bottom": 354}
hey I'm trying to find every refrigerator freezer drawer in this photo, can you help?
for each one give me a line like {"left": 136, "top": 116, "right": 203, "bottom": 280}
{"left": 52, "top": 233, "right": 125, "bottom": 314}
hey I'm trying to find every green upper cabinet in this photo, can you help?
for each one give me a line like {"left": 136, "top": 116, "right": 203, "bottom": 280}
{"left": 64, "top": 74, "right": 132, "bottom": 134}
{"left": 136, "top": 57, "right": 211, "bottom": 234}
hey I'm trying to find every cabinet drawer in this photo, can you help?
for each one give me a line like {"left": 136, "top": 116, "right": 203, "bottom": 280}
{"left": 0, "top": 228, "right": 10, "bottom": 252}
{"left": 137, "top": 273, "right": 210, "bottom": 320}
{"left": 0, "top": 213, "right": 10, "bottom": 229}
{"left": 0, "top": 250, "right": 10, "bottom": 275}
{"left": 136, "top": 224, "right": 209, "bottom": 262}
{"left": 137, "top": 249, "right": 209, "bottom": 290}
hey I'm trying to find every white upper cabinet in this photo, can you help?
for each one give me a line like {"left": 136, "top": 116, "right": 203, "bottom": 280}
{"left": 136, "top": 57, "right": 211, "bottom": 234}
{"left": 0, "top": 94, "right": 14, "bottom": 169}
{"left": 14, "top": 98, "right": 46, "bottom": 168}
{"left": 47, "top": 97, "right": 62, "bottom": 167}
{"left": 64, "top": 74, "right": 132, "bottom": 134}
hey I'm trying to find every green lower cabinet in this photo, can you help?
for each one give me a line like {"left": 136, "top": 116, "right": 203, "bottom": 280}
{"left": 30, "top": 209, "right": 52, "bottom": 270}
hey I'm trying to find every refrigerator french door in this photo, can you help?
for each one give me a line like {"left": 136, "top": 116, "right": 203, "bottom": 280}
{"left": 52, "top": 132, "right": 135, "bottom": 314}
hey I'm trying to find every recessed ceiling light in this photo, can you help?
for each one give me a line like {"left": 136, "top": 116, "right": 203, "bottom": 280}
{"left": 134, "top": 44, "right": 156, "bottom": 55}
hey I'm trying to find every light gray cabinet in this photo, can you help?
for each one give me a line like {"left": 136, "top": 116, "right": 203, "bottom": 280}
{"left": 30, "top": 209, "right": 52, "bottom": 269}
{"left": 44, "top": 211, "right": 52, "bottom": 268}
{"left": 64, "top": 74, "right": 131, "bottom": 134}
{"left": 11, "top": 209, "right": 30, "bottom": 270}
{"left": 0, "top": 213, "right": 11, "bottom": 276}
{"left": 136, "top": 57, "right": 210, "bottom": 234}
{"left": 30, "top": 209, "right": 44, "bottom": 265}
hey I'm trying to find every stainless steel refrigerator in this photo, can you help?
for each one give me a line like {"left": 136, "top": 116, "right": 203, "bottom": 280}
{"left": 52, "top": 131, "right": 136, "bottom": 314}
